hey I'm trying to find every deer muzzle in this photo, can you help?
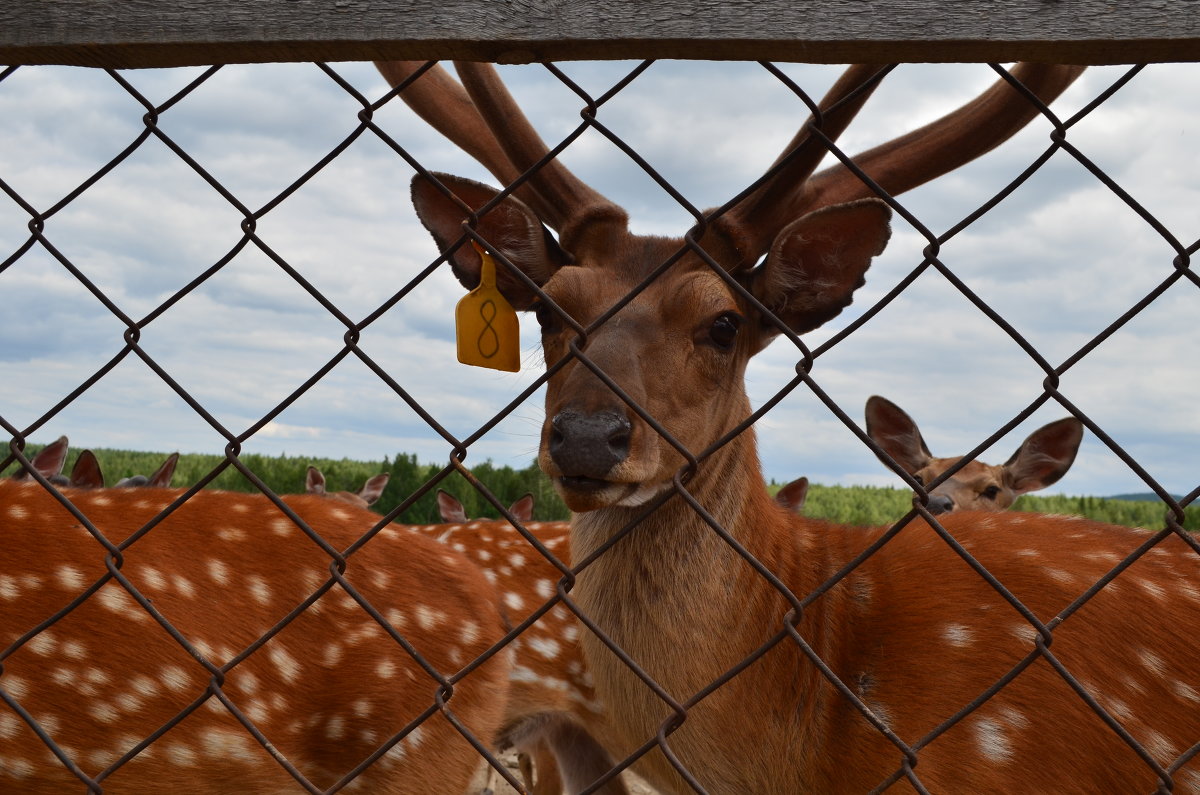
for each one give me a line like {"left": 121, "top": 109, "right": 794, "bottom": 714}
{"left": 548, "top": 409, "right": 632, "bottom": 485}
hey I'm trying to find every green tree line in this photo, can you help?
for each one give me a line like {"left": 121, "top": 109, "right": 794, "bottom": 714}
{"left": 7, "top": 443, "right": 1197, "bottom": 530}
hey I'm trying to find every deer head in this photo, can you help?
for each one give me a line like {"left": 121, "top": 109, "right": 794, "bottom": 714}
{"left": 390, "top": 61, "right": 1084, "bottom": 516}
{"left": 865, "top": 394, "right": 1084, "bottom": 513}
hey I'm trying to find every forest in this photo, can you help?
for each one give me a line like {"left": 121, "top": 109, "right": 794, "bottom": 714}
{"left": 5, "top": 444, "right": 1197, "bottom": 531}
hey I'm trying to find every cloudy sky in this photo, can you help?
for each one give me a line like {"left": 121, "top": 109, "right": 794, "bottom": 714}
{"left": 0, "top": 60, "right": 1196, "bottom": 499}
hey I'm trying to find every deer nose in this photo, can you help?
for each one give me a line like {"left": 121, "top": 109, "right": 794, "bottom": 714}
{"left": 549, "top": 410, "right": 631, "bottom": 478}
{"left": 927, "top": 494, "right": 955, "bottom": 515}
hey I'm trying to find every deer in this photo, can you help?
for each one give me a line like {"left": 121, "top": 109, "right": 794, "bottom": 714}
{"left": 112, "top": 452, "right": 181, "bottom": 489}
{"left": 304, "top": 464, "right": 391, "bottom": 508}
{"left": 6, "top": 440, "right": 180, "bottom": 490}
{"left": 6, "top": 436, "right": 71, "bottom": 484}
{"left": 865, "top": 395, "right": 1084, "bottom": 514}
{"left": 0, "top": 478, "right": 512, "bottom": 793}
{"left": 306, "top": 465, "right": 627, "bottom": 795}
{"left": 379, "top": 57, "right": 1200, "bottom": 793}
{"left": 773, "top": 476, "right": 809, "bottom": 514}
{"left": 433, "top": 489, "right": 631, "bottom": 795}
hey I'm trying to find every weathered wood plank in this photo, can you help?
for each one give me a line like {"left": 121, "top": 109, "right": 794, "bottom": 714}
{"left": 1, "top": 0, "right": 1198, "bottom": 68}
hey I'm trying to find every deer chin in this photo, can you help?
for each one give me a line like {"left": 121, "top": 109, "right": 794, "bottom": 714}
{"left": 553, "top": 476, "right": 670, "bottom": 513}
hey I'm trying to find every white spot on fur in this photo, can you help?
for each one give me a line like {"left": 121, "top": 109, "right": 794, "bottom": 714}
{"left": 140, "top": 567, "right": 166, "bottom": 591}
{"left": 166, "top": 743, "right": 197, "bottom": 766}
{"left": 1137, "top": 579, "right": 1168, "bottom": 601}
{"left": 1044, "top": 568, "right": 1076, "bottom": 585}
{"left": 528, "top": 637, "right": 562, "bottom": 660}
{"left": 995, "top": 705, "right": 1029, "bottom": 729}
{"left": 57, "top": 565, "right": 85, "bottom": 590}
{"left": 1142, "top": 729, "right": 1177, "bottom": 763}
{"left": 245, "top": 574, "right": 272, "bottom": 605}
{"left": 377, "top": 660, "right": 396, "bottom": 679}
{"left": 459, "top": 620, "right": 480, "bottom": 644}
{"left": 1172, "top": 681, "right": 1200, "bottom": 703}
{"left": 0, "top": 575, "right": 19, "bottom": 600}
{"left": 206, "top": 559, "right": 230, "bottom": 586}
{"left": 1138, "top": 648, "right": 1167, "bottom": 676}
{"left": 97, "top": 586, "right": 147, "bottom": 620}
{"left": 160, "top": 665, "right": 190, "bottom": 692}
{"left": 974, "top": 717, "right": 1013, "bottom": 763}
{"left": 26, "top": 631, "right": 57, "bottom": 656}
{"left": 941, "top": 624, "right": 973, "bottom": 647}
{"left": 269, "top": 647, "right": 301, "bottom": 683}
{"left": 1, "top": 676, "right": 27, "bottom": 699}
{"left": 415, "top": 605, "right": 445, "bottom": 631}
{"left": 504, "top": 592, "right": 525, "bottom": 612}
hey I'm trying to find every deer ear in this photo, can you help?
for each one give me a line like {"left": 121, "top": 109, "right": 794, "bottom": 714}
{"left": 436, "top": 489, "right": 468, "bottom": 523}
{"left": 69, "top": 450, "right": 104, "bottom": 489}
{"left": 508, "top": 493, "right": 535, "bottom": 523}
{"left": 358, "top": 474, "right": 390, "bottom": 506}
{"left": 305, "top": 466, "right": 326, "bottom": 495}
{"left": 1004, "top": 417, "right": 1084, "bottom": 494}
{"left": 746, "top": 198, "right": 891, "bottom": 337}
{"left": 411, "top": 173, "right": 570, "bottom": 310}
{"left": 864, "top": 395, "right": 933, "bottom": 475}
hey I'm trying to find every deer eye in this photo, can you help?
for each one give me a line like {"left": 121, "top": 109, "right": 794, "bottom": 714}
{"left": 982, "top": 485, "right": 1001, "bottom": 500}
{"left": 707, "top": 313, "right": 742, "bottom": 351}
{"left": 912, "top": 474, "right": 925, "bottom": 487}
{"left": 532, "top": 301, "right": 561, "bottom": 334}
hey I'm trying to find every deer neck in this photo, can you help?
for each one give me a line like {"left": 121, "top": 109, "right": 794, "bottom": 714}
{"left": 567, "top": 426, "right": 845, "bottom": 790}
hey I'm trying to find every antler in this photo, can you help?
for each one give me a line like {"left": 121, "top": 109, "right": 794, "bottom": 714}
{"left": 709, "top": 63, "right": 1085, "bottom": 270}
{"left": 380, "top": 59, "right": 1085, "bottom": 270}
{"left": 796, "top": 63, "right": 1087, "bottom": 213}
{"left": 376, "top": 61, "right": 628, "bottom": 253}
{"left": 707, "top": 64, "right": 889, "bottom": 269}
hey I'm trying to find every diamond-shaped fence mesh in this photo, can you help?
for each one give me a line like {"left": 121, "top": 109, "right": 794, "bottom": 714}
{"left": 1, "top": 58, "right": 1199, "bottom": 794}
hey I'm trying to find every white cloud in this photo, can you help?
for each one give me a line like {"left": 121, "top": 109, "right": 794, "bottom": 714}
{"left": 1, "top": 60, "right": 1198, "bottom": 500}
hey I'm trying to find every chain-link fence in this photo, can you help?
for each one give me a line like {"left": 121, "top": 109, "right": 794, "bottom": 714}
{"left": 2, "top": 56, "right": 1199, "bottom": 794}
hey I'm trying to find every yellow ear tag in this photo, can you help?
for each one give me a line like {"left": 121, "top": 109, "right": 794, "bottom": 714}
{"left": 455, "top": 242, "right": 521, "bottom": 372}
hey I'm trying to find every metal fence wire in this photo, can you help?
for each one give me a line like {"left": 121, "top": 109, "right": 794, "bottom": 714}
{"left": 1, "top": 59, "right": 1199, "bottom": 794}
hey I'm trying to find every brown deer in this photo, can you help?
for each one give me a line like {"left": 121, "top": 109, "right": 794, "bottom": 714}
{"left": 304, "top": 464, "right": 391, "bottom": 508}
{"left": 865, "top": 395, "right": 1084, "bottom": 514}
{"left": 0, "top": 479, "right": 511, "bottom": 793}
{"left": 381, "top": 58, "right": 1200, "bottom": 793}
{"left": 6, "top": 440, "right": 180, "bottom": 490}
{"left": 434, "top": 490, "right": 630, "bottom": 795}
{"left": 307, "top": 466, "right": 627, "bottom": 795}
{"left": 6, "top": 436, "right": 71, "bottom": 483}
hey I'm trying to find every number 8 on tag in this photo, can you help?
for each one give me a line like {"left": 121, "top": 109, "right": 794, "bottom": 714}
{"left": 455, "top": 242, "right": 521, "bottom": 372}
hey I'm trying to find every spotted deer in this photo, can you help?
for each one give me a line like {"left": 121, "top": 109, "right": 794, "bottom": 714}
{"left": 383, "top": 58, "right": 1200, "bottom": 792}
{"left": 304, "top": 465, "right": 391, "bottom": 508}
{"left": 0, "top": 479, "right": 512, "bottom": 793}
{"left": 434, "top": 490, "right": 628, "bottom": 795}
{"left": 307, "top": 466, "right": 626, "bottom": 795}
{"left": 865, "top": 395, "right": 1084, "bottom": 514}
{"left": 6, "top": 436, "right": 70, "bottom": 484}
{"left": 113, "top": 452, "right": 181, "bottom": 489}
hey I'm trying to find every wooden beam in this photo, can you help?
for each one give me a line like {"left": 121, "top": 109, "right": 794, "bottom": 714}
{"left": 1, "top": 0, "right": 1198, "bottom": 69}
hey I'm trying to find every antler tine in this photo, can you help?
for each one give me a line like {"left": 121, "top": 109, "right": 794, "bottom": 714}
{"left": 453, "top": 61, "right": 629, "bottom": 252}
{"left": 376, "top": 61, "right": 524, "bottom": 188}
{"left": 796, "top": 63, "right": 1087, "bottom": 212}
{"left": 711, "top": 64, "right": 888, "bottom": 270}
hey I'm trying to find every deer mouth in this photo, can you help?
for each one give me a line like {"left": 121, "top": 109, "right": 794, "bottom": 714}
{"left": 555, "top": 474, "right": 670, "bottom": 512}
{"left": 558, "top": 475, "right": 611, "bottom": 493}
